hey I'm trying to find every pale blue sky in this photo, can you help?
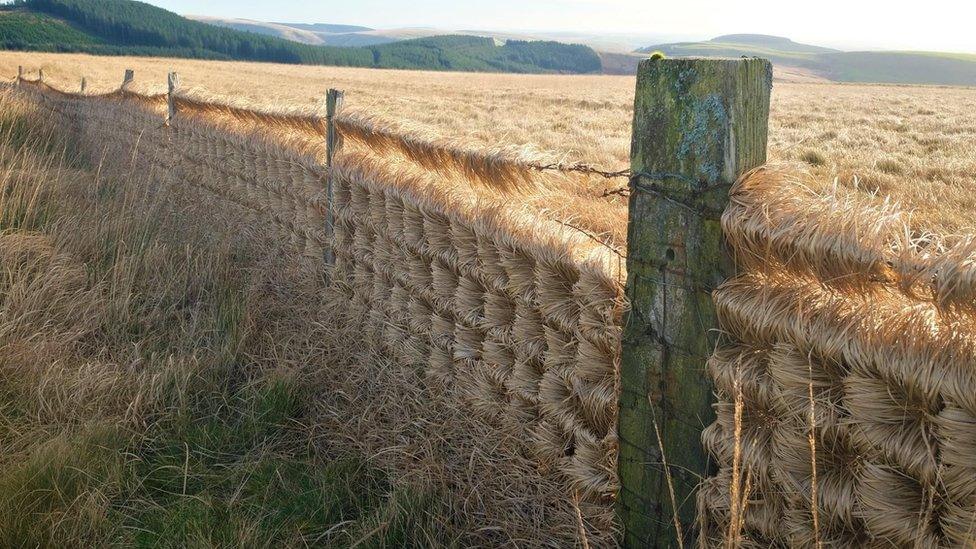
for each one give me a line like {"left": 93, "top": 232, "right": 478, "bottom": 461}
{"left": 144, "top": 0, "right": 976, "bottom": 53}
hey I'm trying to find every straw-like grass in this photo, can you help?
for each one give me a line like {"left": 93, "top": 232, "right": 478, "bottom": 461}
{"left": 9, "top": 55, "right": 976, "bottom": 547}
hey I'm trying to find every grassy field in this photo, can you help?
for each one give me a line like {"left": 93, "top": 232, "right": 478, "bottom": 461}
{"left": 0, "top": 86, "right": 457, "bottom": 548}
{"left": 3, "top": 50, "right": 976, "bottom": 547}
{"left": 5, "top": 51, "right": 976, "bottom": 235}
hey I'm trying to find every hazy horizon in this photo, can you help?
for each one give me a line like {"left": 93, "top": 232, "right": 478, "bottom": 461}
{"left": 140, "top": 0, "right": 976, "bottom": 54}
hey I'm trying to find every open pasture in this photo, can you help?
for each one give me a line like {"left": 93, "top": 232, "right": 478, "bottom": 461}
{"left": 5, "top": 51, "right": 976, "bottom": 547}
{"left": 6, "top": 51, "right": 976, "bottom": 234}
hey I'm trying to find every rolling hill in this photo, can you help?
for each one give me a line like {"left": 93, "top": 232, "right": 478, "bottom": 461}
{"left": 637, "top": 34, "right": 835, "bottom": 71}
{"left": 0, "top": 0, "right": 602, "bottom": 74}
{"left": 186, "top": 16, "right": 396, "bottom": 47}
{"left": 188, "top": 17, "right": 679, "bottom": 54}
{"left": 637, "top": 34, "right": 976, "bottom": 86}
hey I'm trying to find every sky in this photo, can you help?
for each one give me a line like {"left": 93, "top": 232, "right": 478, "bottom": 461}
{"left": 143, "top": 0, "right": 976, "bottom": 53}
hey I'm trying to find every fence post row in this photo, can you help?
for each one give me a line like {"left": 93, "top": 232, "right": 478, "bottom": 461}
{"left": 323, "top": 88, "right": 344, "bottom": 270}
{"left": 121, "top": 69, "right": 134, "bottom": 92}
{"left": 167, "top": 72, "right": 180, "bottom": 124}
{"left": 617, "top": 58, "right": 772, "bottom": 547}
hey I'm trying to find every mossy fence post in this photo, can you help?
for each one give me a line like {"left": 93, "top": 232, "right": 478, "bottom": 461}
{"left": 324, "top": 88, "right": 344, "bottom": 270}
{"left": 617, "top": 57, "right": 772, "bottom": 547}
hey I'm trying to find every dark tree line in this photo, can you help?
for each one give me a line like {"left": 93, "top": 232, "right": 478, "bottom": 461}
{"left": 4, "top": 0, "right": 603, "bottom": 74}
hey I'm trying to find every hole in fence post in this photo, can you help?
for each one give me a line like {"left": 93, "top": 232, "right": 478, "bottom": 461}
{"left": 618, "top": 58, "right": 772, "bottom": 548}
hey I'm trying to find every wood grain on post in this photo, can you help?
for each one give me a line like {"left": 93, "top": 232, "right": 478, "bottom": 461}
{"left": 167, "top": 72, "right": 180, "bottom": 123}
{"left": 122, "top": 69, "right": 134, "bottom": 92}
{"left": 617, "top": 57, "right": 771, "bottom": 548}
{"left": 323, "top": 88, "right": 345, "bottom": 269}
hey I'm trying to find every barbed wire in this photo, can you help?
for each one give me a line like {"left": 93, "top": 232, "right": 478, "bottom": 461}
{"left": 529, "top": 162, "right": 631, "bottom": 179}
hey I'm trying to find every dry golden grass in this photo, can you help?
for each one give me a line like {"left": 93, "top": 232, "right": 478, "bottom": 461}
{"left": 6, "top": 50, "right": 976, "bottom": 547}
{"left": 1, "top": 81, "right": 618, "bottom": 547}
{"left": 5, "top": 51, "right": 976, "bottom": 235}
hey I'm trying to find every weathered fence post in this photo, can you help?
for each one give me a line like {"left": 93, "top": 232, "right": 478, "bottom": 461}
{"left": 617, "top": 58, "right": 772, "bottom": 547}
{"left": 80, "top": 77, "right": 87, "bottom": 93}
{"left": 121, "top": 69, "right": 134, "bottom": 92}
{"left": 17, "top": 65, "right": 22, "bottom": 84}
{"left": 38, "top": 68, "right": 43, "bottom": 83}
{"left": 167, "top": 72, "right": 180, "bottom": 124}
{"left": 323, "top": 88, "right": 344, "bottom": 269}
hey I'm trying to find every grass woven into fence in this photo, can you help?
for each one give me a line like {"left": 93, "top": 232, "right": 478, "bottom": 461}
{"left": 330, "top": 158, "right": 625, "bottom": 500}
{"left": 704, "top": 167, "right": 976, "bottom": 547}
{"left": 8, "top": 79, "right": 626, "bottom": 544}
{"left": 19, "top": 73, "right": 976, "bottom": 546}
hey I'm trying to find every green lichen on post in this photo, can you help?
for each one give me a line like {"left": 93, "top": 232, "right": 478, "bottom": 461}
{"left": 618, "top": 57, "right": 771, "bottom": 548}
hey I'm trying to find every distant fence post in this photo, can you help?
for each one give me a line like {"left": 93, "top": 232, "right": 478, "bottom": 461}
{"left": 38, "top": 69, "right": 43, "bottom": 83}
{"left": 17, "top": 65, "right": 22, "bottom": 84}
{"left": 167, "top": 72, "right": 180, "bottom": 124}
{"left": 80, "top": 77, "right": 87, "bottom": 93}
{"left": 121, "top": 69, "right": 134, "bottom": 92}
{"left": 323, "top": 88, "right": 344, "bottom": 269}
{"left": 617, "top": 58, "right": 772, "bottom": 547}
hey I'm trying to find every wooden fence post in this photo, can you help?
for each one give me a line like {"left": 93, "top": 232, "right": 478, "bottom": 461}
{"left": 17, "top": 65, "right": 22, "bottom": 84}
{"left": 122, "top": 69, "right": 134, "bottom": 92}
{"left": 617, "top": 57, "right": 772, "bottom": 547}
{"left": 167, "top": 72, "right": 180, "bottom": 124}
{"left": 80, "top": 77, "right": 87, "bottom": 93}
{"left": 38, "top": 68, "right": 43, "bottom": 83}
{"left": 323, "top": 88, "right": 344, "bottom": 269}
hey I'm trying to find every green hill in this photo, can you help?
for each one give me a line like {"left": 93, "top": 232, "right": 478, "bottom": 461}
{"left": 636, "top": 34, "right": 834, "bottom": 71}
{"left": 0, "top": 0, "right": 601, "bottom": 74}
{"left": 0, "top": 9, "right": 104, "bottom": 48}
{"left": 636, "top": 34, "right": 976, "bottom": 86}
{"left": 820, "top": 51, "right": 976, "bottom": 86}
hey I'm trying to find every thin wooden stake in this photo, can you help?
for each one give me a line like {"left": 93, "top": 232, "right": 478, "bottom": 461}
{"left": 17, "top": 65, "right": 22, "bottom": 84}
{"left": 38, "top": 68, "right": 44, "bottom": 83}
{"left": 617, "top": 57, "right": 772, "bottom": 548}
{"left": 323, "top": 88, "right": 344, "bottom": 270}
{"left": 167, "top": 72, "right": 180, "bottom": 124}
{"left": 122, "top": 69, "right": 134, "bottom": 92}
{"left": 80, "top": 77, "right": 87, "bottom": 93}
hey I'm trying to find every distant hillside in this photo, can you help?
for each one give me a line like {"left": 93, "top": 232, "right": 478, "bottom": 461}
{"left": 187, "top": 17, "right": 343, "bottom": 46}
{"left": 820, "top": 51, "right": 976, "bottom": 86}
{"left": 637, "top": 34, "right": 834, "bottom": 71}
{"left": 0, "top": 0, "right": 602, "bottom": 74}
{"left": 0, "top": 9, "right": 104, "bottom": 48}
{"left": 707, "top": 34, "right": 837, "bottom": 54}
{"left": 186, "top": 16, "right": 398, "bottom": 47}
{"left": 274, "top": 23, "right": 373, "bottom": 34}
{"left": 637, "top": 34, "right": 976, "bottom": 86}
